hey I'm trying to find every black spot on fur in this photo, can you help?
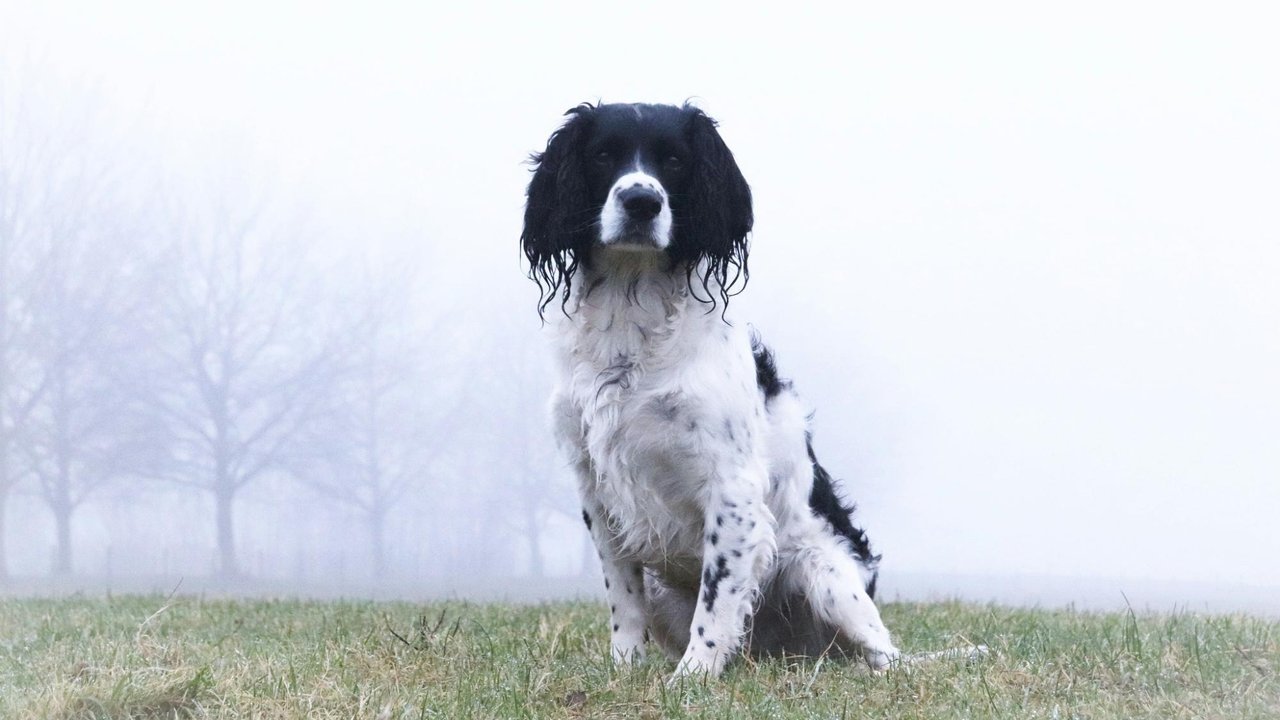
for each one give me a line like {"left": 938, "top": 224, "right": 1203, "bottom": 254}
{"left": 613, "top": 623, "right": 620, "bottom": 631}
{"left": 655, "top": 392, "right": 681, "bottom": 421}
{"left": 751, "top": 335, "right": 791, "bottom": 400}
{"left": 706, "top": 640, "right": 716, "bottom": 648}
{"left": 581, "top": 510, "right": 592, "bottom": 531}
{"left": 697, "top": 626, "right": 705, "bottom": 636}
{"left": 807, "top": 434, "right": 882, "bottom": 599}
{"left": 709, "top": 532, "right": 719, "bottom": 546}
{"left": 701, "top": 555, "right": 731, "bottom": 612}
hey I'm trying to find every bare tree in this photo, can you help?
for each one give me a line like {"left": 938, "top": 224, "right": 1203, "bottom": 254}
{"left": 21, "top": 195, "right": 161, "bottom": 574}
{"left": 143, "top": 188, "right": 339, "bottom": 577}
{"left": 471, "top": 298, "right": 576, "bottom": 578}
{"left": 2, "top": 74, "right": 169, "bottom": 575}
{"left": 289, "top": 262, "right": 465, "bottom": 577}
{"left": 0, "top": 63, "right": 93, "bottom": 579}
{"left": 0, "top": 76, "right": 37, "bottom": 581}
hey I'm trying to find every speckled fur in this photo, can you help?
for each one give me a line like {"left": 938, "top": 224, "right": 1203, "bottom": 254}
{"left": 552, "top": 249, "right": 900, "bottom": 679}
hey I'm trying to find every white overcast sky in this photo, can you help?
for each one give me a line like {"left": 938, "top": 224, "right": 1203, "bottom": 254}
{"left": 4, "top": 2, "right": 1279, "bottom": 589}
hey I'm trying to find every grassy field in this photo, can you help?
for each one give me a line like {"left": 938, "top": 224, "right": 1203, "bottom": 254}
{"left": 1, "top": 595, "right": 1276, "bottom": 719}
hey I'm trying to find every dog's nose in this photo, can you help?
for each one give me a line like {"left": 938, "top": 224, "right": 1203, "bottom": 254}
{"left": 619, "top": 186, "right": 663, "bottom": 221}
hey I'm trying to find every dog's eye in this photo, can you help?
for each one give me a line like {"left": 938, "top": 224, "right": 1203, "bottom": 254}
{"left": 593, "top": 151, "right": 612, "bottom": 166}
{"left": 663, "top": 155, "right": 685, "bottom": 172}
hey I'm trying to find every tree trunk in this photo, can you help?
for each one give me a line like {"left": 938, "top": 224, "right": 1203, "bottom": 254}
{"left": 368, "top": 507, "right": 387, "bottom": 579}
{"left": 215, "top": 487, "right": 238, "bottom": 577}
{"left": 52, "top": 496, "right": 73, "bottom": 575}
{"left": 51, "top": 443, "right": 74, "bottom": 575}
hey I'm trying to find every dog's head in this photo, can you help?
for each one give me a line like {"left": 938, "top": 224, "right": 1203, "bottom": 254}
{"left": 522, "top": 102, "right": 753, "bottom": 315}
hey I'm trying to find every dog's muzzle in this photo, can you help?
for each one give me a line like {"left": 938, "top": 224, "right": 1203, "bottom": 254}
{"left": 600, "top": 172, "right": 673, "bottom": 249}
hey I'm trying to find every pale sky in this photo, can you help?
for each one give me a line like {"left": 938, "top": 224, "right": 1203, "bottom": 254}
{"left": 4, "top": 1, "right": 1278, "bottom": 588}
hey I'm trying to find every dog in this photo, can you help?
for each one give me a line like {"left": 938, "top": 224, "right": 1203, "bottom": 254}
{"left": 521, "top": 102, "right": 903, "bottom": 680}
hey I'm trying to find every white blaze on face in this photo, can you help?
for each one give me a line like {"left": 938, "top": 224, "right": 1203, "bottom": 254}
{"left": 599, "top": 170, "right": 673, "bottom": 249}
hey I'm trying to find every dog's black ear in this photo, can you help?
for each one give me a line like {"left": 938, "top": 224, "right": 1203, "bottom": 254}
{"left": 523, "top": 104, "right": 597, "bottom": 316}
{"left": 675, "top": 105, "right": 754, "bottom": 306}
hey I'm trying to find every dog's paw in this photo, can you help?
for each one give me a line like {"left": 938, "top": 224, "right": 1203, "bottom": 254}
{"left": 610, "top": 638, "right": 647, "bottom": 665}
{"left": 666, "top": 649, "right": 724, "bottom": 686}
{"left": 864, "top": 648, "right": 901, "bottom": 672}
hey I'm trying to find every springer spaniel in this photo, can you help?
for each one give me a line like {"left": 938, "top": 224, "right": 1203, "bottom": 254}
{"left": 521, "top": 102, "right": 957, "bottom": 680}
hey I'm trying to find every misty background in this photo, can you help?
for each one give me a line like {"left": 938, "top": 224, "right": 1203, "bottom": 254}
{"left": 1, "top": 3, "right": 1277, "bottom": 614}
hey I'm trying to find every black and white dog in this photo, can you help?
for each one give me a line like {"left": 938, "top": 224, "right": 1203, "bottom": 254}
{"left": 522, "top": 102, "right": 902, "bottom": 679}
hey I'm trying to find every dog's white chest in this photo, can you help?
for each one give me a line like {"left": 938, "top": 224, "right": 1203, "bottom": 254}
{"left": 555, "top": 270, "right": 765, "bottom": 572}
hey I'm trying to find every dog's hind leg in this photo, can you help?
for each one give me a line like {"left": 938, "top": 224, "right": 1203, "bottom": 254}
{"left": 778, "top": 526, "right": 901, "bottom": 669}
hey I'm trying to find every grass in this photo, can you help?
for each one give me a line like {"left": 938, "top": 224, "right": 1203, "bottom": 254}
{"left": 0, "top": 595, "right": 1276, "bottom": 719}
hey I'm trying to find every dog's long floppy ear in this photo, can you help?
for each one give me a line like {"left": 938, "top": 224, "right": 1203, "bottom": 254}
{"left": 675, "top": 105, "right": 754, "bottom": 307}
{"left": 523, "top": 103, "right": 597, "bottom": 316}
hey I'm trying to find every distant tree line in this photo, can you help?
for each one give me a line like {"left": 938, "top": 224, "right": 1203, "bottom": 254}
{"left": 0, "top": 64, "right": 578, "bottom": 583}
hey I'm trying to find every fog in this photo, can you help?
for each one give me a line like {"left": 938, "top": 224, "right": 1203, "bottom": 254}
{"left": 1, "top": 2, "right": 1277, "bottom": 614}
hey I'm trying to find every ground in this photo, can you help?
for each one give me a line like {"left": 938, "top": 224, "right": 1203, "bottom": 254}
{"left": 1, "top": 595, "right": 1276, "bottom": 719}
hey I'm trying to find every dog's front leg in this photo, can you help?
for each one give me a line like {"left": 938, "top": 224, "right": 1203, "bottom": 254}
{"left": 672, "top": 475, "right": 775, "bottom": 680}
{"left": 555, "top": 393, "right": 649, "bottom": 665}
{"left": 581, "top": 500, "right": 649, "bottom": 665}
